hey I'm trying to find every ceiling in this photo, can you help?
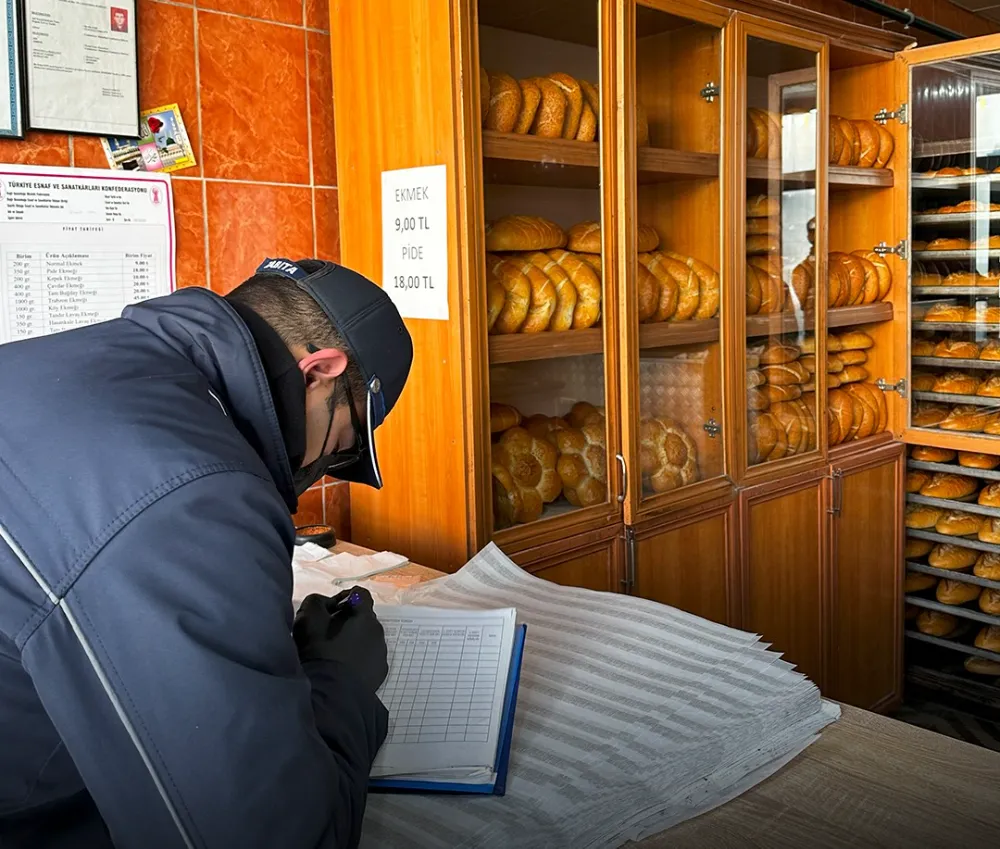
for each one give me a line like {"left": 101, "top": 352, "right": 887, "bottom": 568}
{"left": 950, "top": 0, "right": 1000, "bottom": 24}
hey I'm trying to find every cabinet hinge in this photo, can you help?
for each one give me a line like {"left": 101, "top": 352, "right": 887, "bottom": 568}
{"left": 874, "top": 103, "right": 907, "bottom": 125}
{"left": 703, "top": 418, "right": 721, "bottom": 438}
{"left": 873, "top": 239, "right": 907, "bottom": 260}
{"left": 700, "top": 82, "right": 720, "bottom": 103}
{"left": 622, "top": 526, "right": 637, "bottom": 594}
{"left": 875, "top": 377, "right": 907, "bottom": 398}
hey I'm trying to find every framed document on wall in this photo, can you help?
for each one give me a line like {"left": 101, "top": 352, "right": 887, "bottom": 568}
{"left": 0, "top": 0, "right": 24, "bottom": 138}
{"left": 22, "top": 0, "right": 139, "bottom": 137}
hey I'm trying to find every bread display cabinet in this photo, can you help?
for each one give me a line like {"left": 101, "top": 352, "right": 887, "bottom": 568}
{"left": 331, "top": 0, "right": 1000, "bottom": 709}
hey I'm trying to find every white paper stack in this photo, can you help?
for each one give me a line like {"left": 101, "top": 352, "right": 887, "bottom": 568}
{"left": 291, "top": 546, "right": 409, "bottom": 607}
{"left": 360, "top": 543, "right": 838, "bottom": 849}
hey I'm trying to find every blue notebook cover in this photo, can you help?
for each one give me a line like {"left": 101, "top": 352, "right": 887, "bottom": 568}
{"left": 369, "top": 623, "right": 527, "bottom": 796}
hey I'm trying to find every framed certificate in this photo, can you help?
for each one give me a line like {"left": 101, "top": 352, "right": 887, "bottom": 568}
{"left": 22, "top": 0, "right": 139, "bottom": 137}
{"left": 0, "top": 0, "right": 24, "bottom": 138}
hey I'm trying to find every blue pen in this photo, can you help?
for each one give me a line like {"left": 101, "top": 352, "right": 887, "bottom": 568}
{"left": 334, "top": 590, "right": 363, "bottom": 614}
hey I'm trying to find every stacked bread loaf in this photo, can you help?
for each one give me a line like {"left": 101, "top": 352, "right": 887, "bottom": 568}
{"left": 829, "top": 115, "right": 894, "bottom": 168}
{"left": 825, "top": 251, "right": 892, "bottom": 306}
{"left": 912, "top": 265, "right": 1000, "bottom": 288}
{"left": 489, "top": 401, "right": 609, "bottom": 527}
{"left": 480, "top": 68, "right": 649, "bottom": 145}
{"left": 823, "top": 330, "right": 890, "bottom": 446}
{"left": 905, "top": 445, "right": 1000, "bottom": 674}
{"left": 747, "top": 108, "right": 780, "bottom": 160}
{"left": 918, "top": 166, "right": 995, "bottom": 178}
{"left": 746, "top": 339, "right": 816, "bottom": 464}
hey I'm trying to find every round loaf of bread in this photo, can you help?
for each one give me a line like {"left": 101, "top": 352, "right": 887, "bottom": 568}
{"left": 748, "top": 412, "right": 780, "bottom": 464}
{"left": 934, "top": 337, "right": 981, "bottom": 359}
{"left": 906, "top": 470, "right": 932, "bottom": 493}
{"left": 839, "top": 364, "right": 869, "bottom": 384}
{"left": 485, "top": 72, "right": 522, "bottom": 132}
{"left": 973, "top": 234, "right": 1000, "bottom": 249}
{"left": 827, "top": 389, "right": 852, "bottom": 446}
{"left": 528, "top": 76, "right": 567, "bottom": 138}
{"left": 935, "top": 167, "right": 962, "bottom": 176}
{"left": 928, "top": 543, "right": 978, "bottom": 570}
{"left": 747, "top": 195, "right": 779, "bottom": 218}
{"left": 852, "top": 250, "right": 892, "bottom": 301}
{"left": 491, "top": 426, "right": 561, "bottom": 523}
{"left": 912, "top": 402, "right": 950, "bottom": 427}
{"left": 976, "top": 626, "right": 1000, "bottom": 653}
{"left": 937, "top": 579, "right": 981, "bottom": 605}
{"left": 490, "top": 402, "right": 522, "bottom": 433}
{"left": 905, "top": 502, "right": 942, "bottom": 529}
{"left": 975, "top": 552, "right": 1000, "bottom": 579}
{"left": 653, "top": 252, "right": 699, "bottom": 321}
{"left": 761, "top": 361, "right": 810, "bottom": 386}
{"left": 640, "top": 252, "right": 680, "bottom": 321}
{"left": 511, "top": 257, "right": 557, "bottom": 333}
{"left": 745, "top": 264, "right": 763, "bottom": 315}
{"left": 829, "top": 119, "right": 845, "bottom": 164}
{"left": 576, "top": 99, "right": 597, "bottom": 143}
{"left": 547, "top": 73, "right": 582, "bottom": 140}
{"left": 486, "top": 264, "right": 506, "bottom": 332}
{"left": 513, "top": 78, "right": 542, "bottom": 134}
{"left": 771, "top": 401, "right": 807, "bottom": 456}
{"left": 522, "top": 251, "right": 578, "bottom": 332}
{"left": 764, "top": 383, "right": 802, "bottom": 404}
{"left": 970, "top": 305, "right": 1000, "bottom": 324}
{"left": 920, "top": 472, "right": 979, "bottom": 499}
{"left": 875, "top": 124, "right": 895, "bottom": 168}
{"left": 933, "top": 370, "right": 981, "bottom": 395}
{"left": 923, "top": 303, "right": 968, "bottom": 323}
{"left": 747, "top": 368, "right": 766, "bottom": 389}
{"left": 964, "top": 656, "right": 1000, "bottom": 676}
{"left": 906, "top": 537, "right": 934, "bottom": 559}
{"left": 831, "top": 253, "right": 867, "bottom": 306}
{"left": 757, "top": 270, "right": 786, "bottom": 314}
{"left": 748, "top": 387, "right": 770, "bottom": 411}
{"left": 911, "top": 445, "right": 956, "bottom": 462}
{"left": 847, "top": 383, "right": 880, "bottom": 439}
{"left": 638, "top": 417, "right": 698, "bottom": 492}
{"left": 981, "top": 588, "right": 1000, "bottom": 615}
{"left": 940, "top": 404, "right": 994, "bottom": 433}
{"left": 836, "top": 330, "right": 874, "bottom": 351}
{"left": 917, "top": 609, "right": 957, "bottom": 637}
{"left": 760, "top": 339, "right": 801, "bottom": 365}
{"left": 837, "top": 117, "right": 860, "bottom": 165}
{"left": 984, "top": 414, "right": 1000, "bottom": 435}
{"left": 828, "top": 261, "right": 848, "bottom": 307}
{"left": 854, "top": 119, "right": 880, "bottom": 168}
{"left": 662, "top": 252, "right": 720, "bottom": 321}
{"left": 554, "top": 424, "right": 607, "bottom": 507}
{"left": 936, "top": 510, "right": 984, "bottom": 537}
{"left": 959, "top": 451, "right": 1000, "bottom": 469}
{"left": 566, "top": 221, "right": 601, "bottom": 253}
{"left": 905, "top": 572, "right": 937, "bottom": 593}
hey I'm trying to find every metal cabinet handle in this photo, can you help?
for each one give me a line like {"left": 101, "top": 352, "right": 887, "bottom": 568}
{"left": 827, "top": 469, "right": 844, "bottom": 516}
{"left": 616, "top": 454, "right": 627, "bottom": 503}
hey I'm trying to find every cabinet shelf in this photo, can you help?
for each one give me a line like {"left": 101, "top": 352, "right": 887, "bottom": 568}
{"left": 913, "top": 356, "right": 1000, "bottom": 371}
{"left": 912, "top": 390, "right": 1000, "bottom": 407}
{"left": 907, "top": 561, "right": 1000, "bottom": 592}
{"left": 913, "top": 321, "right": 1000, "bottom": 332}
{"left": 912, "top": 212, "right": 1000, "bottom": 227}
{"left": 912, "top": 287, "right": 999, "bottom": 296}
{"left": 488, "top": 319, "right": 721, "bottom": 364}
{"left": 912, "top": 175, "right": 1000, "bottom": 192}
{"left": 905, "top": 595, "right": 1000, "bottom": 630}
{"left": 908, "top": 527, "right": 1000, "bottom": 556}
{"left": 913, "top": 250, "right": 1000, "bottom": 261}
{"left": 746, "top": 302, "right": 892, "bottom": 337}
{"left": 906, "top": 492, "right": 1000, "bottom": 520}
{"left": 908, "top": 458, "right": 1000, "bottom": 483}
{"left": 745, "top": 159, "right": 893, "bottom": 188}
{"left": 481, "top": 131, "right": 718, "bottom": 188}
{"left": 906, "top": 631, "right": 1000, "bottom": 665}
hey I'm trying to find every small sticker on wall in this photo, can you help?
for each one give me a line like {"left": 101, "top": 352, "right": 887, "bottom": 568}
{"left": 381, "top": 164, "right": 448, "bottom": 320}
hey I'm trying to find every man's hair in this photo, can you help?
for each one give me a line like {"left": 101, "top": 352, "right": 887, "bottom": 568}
{"left": 226, "top": 272, "right": 367, "bottom": 410}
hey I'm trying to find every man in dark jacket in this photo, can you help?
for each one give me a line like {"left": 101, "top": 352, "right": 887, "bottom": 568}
{"left": 0, "top": 258, "right": 413, "bottom": 848}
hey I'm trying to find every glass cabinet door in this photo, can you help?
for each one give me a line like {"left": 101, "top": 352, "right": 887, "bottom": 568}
{"left": 742, "top": 32, "right": 823, "bottom": 470}
{"left": 908, "top": 53, "right": 1000, "bottom": 440}
{"left": 478, "top": 0, "right": 616, "bottom": 535}
{"left": 631, "top": 1, "right": 727, "bottom": 504}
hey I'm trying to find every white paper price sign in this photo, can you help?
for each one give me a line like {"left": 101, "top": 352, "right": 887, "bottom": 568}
{"left": 381, "top": 164, "right": 448, "bottom": 320}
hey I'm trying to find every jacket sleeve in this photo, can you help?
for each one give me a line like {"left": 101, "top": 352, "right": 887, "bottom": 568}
{"left": 18, "top": 470, "right": 385, "bottom": 849}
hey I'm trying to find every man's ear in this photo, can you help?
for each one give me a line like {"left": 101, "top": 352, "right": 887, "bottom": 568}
{"left": 298, "top": 348, "right": 349, "bottom": 387}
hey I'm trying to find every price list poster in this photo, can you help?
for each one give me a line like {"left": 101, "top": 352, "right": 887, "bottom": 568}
{"left": 0, "top": 165, "right": 175, "bottom": 344}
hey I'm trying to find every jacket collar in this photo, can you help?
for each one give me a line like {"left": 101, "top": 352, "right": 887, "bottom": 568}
{"left": 123, "top": 288, "right": 300, "bottom": 511}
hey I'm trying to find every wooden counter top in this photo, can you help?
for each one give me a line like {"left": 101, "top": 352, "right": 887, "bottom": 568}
{"left": 332, "top": 542, "right": 1000, "bottom": 846}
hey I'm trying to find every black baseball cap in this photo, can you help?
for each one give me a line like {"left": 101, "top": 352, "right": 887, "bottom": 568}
{"left": 256, "top": 258, "right": 413, "bottom": 488}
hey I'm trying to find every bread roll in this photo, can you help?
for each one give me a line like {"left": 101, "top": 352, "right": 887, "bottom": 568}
{"left": 959, "top": 451, "right": 1000, "bottom": 469}
{"left": 854, "top": 119, "right": 880, "bottom": 168}
{"left": 522, "top": 414, "right": 569, "bottom": 446}
{"left": 486, "top": 253, "right": 530, "bottom": 333}
{"left": 912, "top": 402, "right": 950, "bottom": 427}
{"left": 760, "top": 339, "right": 801, "bottom": 365}
{"left": 937, "top": 579, "right": 981, "bottom": 605}
{"left": 639, "top": 252, "right": 679, "bottom": 321}
{"left": 761, "top": 361, "right": 810, "bottom": 386}
{"left": 663, "top": 253, "right": 720, "bottom": 320}
{"left": 521, "top": 251, "right": 578, "bottom": 332}
{"left": 940, "top": 404, "right": 994, "bottom": 433}
{"left": 906, "top": 470, "right": 932, "bottom": 493}
{"left": 514, "top": 79, "right": 542, "bottom": 134}
{"left": 920, "top": 472, "right": 978, "bottom": 499}
{"left": 974, "top": 551, "right": 1000, "bottom": 579}
{"left": 554, "top": 424, "right": 607, "bottom": 507}
{"left": 548, "top": 250, "right": 601, "bottom": 329}
{"left": 979, "top": 481, "right": 1000, "bottom": 507}
{"left": 928, "top": 543, "right": 978, "bottom": 570}
{"left": 566, "top": 221, "right": 601, "bottom": 254}
{"left": 934, "top": 337, "right": 981, "bottom": 359}
{"left": 566, "top": 401, "right": 604, "bottom": 428}
{"left": 981, "top": 588, "right": 1000, "bottom": 615}
{"left": 491, "top": 458, "right": 521, "bottom": 530}
{"left": 838, "top": 350, "right": 868, "bottom": 367}
{"left": 980, "top": 518, "right": 1000, "bottom": 544}
{"left": 911, "top": 445, "right": 956, "bottom": 462}
{"left": 486, "top": 216, "right": 566, "bottom": 252}
{"left": 875, "top": 123, "right": 894, "bottom": 168}
{"left": 964, "top": 656, "right": 1000, "bottom": 676}
{"left": 491, "top": 426, "right": 561, "bottom": 523}
{"left": 575, "top": 102, "right": 597, "bottom": 142}
{"left": 745, "top": 264, "right": 762, "bottom": 315}
{"left": 933, "top": 371, "right": 981, "bottom": 395}
{"left": 916, "top": 609, "right": 957, "bottom": 637}
{"left": 981, "top": 339, "right": 1000, "bottom": 360}
{"left": 835, "top": 330, "right": 874, "bottom": 351}
{"left": 486, "top": 72, "right": 521, "bottom": 132}
{"left": 906, "top": 538, "right": 934, "bottom": 559}
{"left": 978, "top": 376, "right": 1000, "bottom": 398}
{"left": 510, "top": 256, "right": 557, "bottom": 332}
{"left": 936, "top": 510, "right": 984, "bottom": 537}
{"left": 976, "top": 626, "right": 1000, "bottom": 652}
{"left": 490, "top": 402, "right": 522, "bottom": 433}
{"left": 528, "top": 77, "right": 566, "bottom": 138}
{"left": 747, "top": 195, "right": 779, "bottom": 218}
{"left": 923, "top": 304, "right": 967, "bottom": 322}
{"left": 839, "top": 365, "right": 868, "bottom": 384}
{"left": 548, "top": 73, "right": 583, "bottom": 140}
{"left": 905, "top": 502, "right": 942, "bottom": 529}
{"left": 905, "top": 572, "right": 938, "bottom": 592}
{"left": 639, "top": 417, "right": 698, "bottom": 492}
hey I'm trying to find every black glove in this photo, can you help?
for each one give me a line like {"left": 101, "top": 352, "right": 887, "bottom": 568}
{"left": 293, "top": 587, "right": 389, "bottom": 694}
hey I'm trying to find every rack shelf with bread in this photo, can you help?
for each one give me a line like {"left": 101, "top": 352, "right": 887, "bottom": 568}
{"left": 907, "top": 560, "right": 1000, "bottom": 591}
{"left": 913, "top": 321, "right": 1000, "bottom": 332}
{"left": 913, "top": 250, "right": 1000, "bottom": 260}
{"left": 905, "top": 630, "right": 1000, "bottom": 665}
{"left": 912, "top": 390, "right": 1000, "bottom": 407}
{"left": 906, "top": 595, "right": 1000, "bottom": 629}
{"left": 912, "top": 212, "right": 1000, "bottom": 227}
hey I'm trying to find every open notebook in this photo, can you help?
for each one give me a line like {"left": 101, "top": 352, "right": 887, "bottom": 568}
{"left": 369, "top": 605, "right": 526, "bottom": 795}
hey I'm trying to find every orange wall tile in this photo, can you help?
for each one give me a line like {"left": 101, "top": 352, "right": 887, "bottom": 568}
{"left": 0, "top": 0, "right": 345, "bottom": 534}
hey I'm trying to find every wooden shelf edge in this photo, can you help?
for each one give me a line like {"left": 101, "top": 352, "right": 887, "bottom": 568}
{"left": 745, "top": 160, "right": 892, "bottom": 188}
{"left": 745, "top": 302, "right": 892, "bottom": 337}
